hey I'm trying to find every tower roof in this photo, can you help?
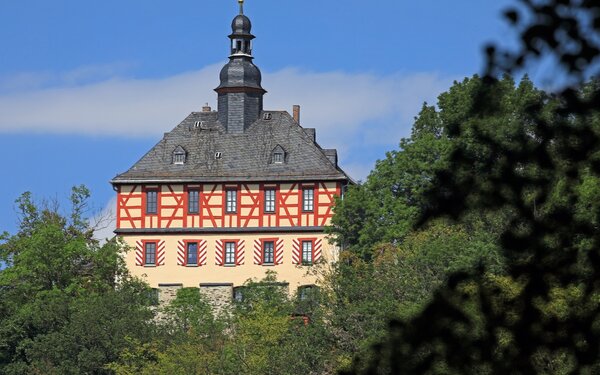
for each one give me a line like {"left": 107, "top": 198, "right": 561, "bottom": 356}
{"left": 230, "top": 14, "right": 253, "bottom": 38}
{"left": 216, "top": 1, "right": 266, "bottom": 133}
{"left": 216, "top": 59, "right": 263, "bottom": 91}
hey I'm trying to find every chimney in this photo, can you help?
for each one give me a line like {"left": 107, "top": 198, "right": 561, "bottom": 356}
{"left": 202, "top": 103, "right": 212, "bottom": 112}
{"left": 293, "top": 105, "right": 300, "bottom": 124}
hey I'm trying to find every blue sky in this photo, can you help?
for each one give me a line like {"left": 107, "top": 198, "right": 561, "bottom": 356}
{"left": 0, "top": 0, "right": 514, "bottom": 236}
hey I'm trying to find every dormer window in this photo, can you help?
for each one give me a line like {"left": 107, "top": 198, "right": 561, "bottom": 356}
{"left": 173, "top": 146, "right": 187, "bottom": 165}
{"left": 273, "top": 152, "right": 284, "bottom": 163}
{"left": 271, "top": 145, "right": 286, "bottom": 164}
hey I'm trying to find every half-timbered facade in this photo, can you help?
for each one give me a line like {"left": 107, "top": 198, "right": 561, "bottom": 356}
{"left": 111, "top": 1, "right": 351, "bottom": 300}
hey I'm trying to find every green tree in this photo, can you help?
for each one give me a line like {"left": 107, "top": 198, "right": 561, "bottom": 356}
{"left": 343, "top": 1, "right": 600, "bottom": 373}
{"left": 329, "top": 75, "right": 543, "bottom": 261}
{"left": 0, "top": 187, "right": 154, "bottom": 375}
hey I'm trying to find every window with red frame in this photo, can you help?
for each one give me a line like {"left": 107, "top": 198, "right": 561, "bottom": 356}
{"left": 301, "top": 240, "right": 313, "bottom": 265}
{"left": 145, "top": 242, "right": 157, "bottom": 265}
{"left": 186, "top": 242, "right": 198, "bottom": 266}
{"left": 224, "top": 242, "right": 236, "bottom": 265}
{"left": 263, "top": 241, "right": 275, "bottom": 264}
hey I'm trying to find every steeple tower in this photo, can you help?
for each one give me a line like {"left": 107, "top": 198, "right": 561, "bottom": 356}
{"left": 215, "top": 0, "right": 266, "bottom": 133}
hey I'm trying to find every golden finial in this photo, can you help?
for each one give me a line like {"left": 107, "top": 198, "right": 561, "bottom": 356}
{"left": 238, "top": 0, "right": 244, "bottom": 15}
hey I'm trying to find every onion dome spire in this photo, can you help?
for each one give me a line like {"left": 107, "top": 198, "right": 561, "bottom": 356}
{"left": 215, "top": 0, "right": 266, "bottom": 134}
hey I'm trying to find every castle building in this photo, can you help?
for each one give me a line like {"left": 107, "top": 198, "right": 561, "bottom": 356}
{"left": 111, "top": 1, "right": 351, "bottom": 304}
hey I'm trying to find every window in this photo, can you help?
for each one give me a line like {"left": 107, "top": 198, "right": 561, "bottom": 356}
{"left": 225, "top": 242, "right": 236, "bottom": 265}
{"left": 145, "top": 242, "right": 157, "bottom": 265}
{"left": 146, "top": 288, "right": 160, "bottom": 306}
{"left": 233, "top": 286, "right": 245, "bottom": 302}
{"left": 302, "top": 188, "right": 314, "bottom": 212}
{"left": 173, "top": 146, "right": 186, "bottom": 165}
{"left": 226, "top": 189, "right": 237, "bottom": 213}
{"left": 188, "top": 189, "right": 199, "bottom": 214}
{"left": 302, "top": 240, "right": 313, "bottom": 265}
{"left": 173, "top": 153, "right": 185, "bottom": 164}
{"left": 264, "top": 189, "right": 276, "bottom": 213}
{"left": 272, "top": 152, "right": 284, "bottom": 163}
{"left": 146, "top": 190, "right": 158, "bottom": 215}
{"left": 263, "top": 241, "right": 274, "bottom": 264}
{"left": 187, "top": 242, "right": 198, "bottom": 266}
{"left": 298, "top": 285, "right": 318, "bottom": 301}
{"left": 270, "top": 145, "right": 285, "bottom": 163}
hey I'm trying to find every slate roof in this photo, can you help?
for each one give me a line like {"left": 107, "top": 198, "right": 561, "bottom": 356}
{"left": 111, "top": 110, "right": 351, "bottom": 184}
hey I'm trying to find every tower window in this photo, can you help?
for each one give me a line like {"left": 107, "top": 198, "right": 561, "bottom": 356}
{"left": 236, "top": 40, "right": 242, "bottom": 52}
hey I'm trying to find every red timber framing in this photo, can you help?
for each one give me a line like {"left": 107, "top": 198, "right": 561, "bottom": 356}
{"left": 116, "top": 182, "right": 341, "bottom": 230}
{"left": 117, "top": 185, "right": 143, "bottom": 229}
{"left": 201, "top": 184, "right": 222, "bottom": 228}
{"left": 160, "top": 185, "right": 185, "bottom": 229}
{"left": 278, "top": 183, "right": 299, "bottom": 227}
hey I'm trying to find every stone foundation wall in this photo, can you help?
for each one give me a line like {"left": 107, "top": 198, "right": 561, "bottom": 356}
{"left": 199, "top": 283, "right": 234, "bottom": 313}
{"left": 158, "top": 283, "right": 183, "bottom": 306}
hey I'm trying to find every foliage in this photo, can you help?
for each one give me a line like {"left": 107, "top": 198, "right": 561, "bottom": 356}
{"left": 329, "top": 74, "right": 544, "bottom": 261}
{"left": 343, "top": 1, "right": 600, "bottom": 374}
{"left": 0, "top": 187, "right": 154, "bottom": 375}
{"left": 109, "top": 273, "right": 333, "bottom": 375}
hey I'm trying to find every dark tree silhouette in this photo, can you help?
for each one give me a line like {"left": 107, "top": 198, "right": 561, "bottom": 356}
{"left": 343, "top": 1, "right": 600, "bottom": 374}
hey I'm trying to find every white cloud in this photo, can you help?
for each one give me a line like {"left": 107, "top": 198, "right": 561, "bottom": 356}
{"left": 0, "top": 64, "right": 451, "bottom": 137}
{"left": 0, "top": 64, "right": 454, "bottom": 181}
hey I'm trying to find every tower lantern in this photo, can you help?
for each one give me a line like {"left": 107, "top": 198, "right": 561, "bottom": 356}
{"left": 215, "top": 0, "right": 266, "bottom": 133}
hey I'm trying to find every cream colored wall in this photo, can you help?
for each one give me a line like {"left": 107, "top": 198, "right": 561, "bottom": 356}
{"left": 122, "top": 232, "right": 338, "bottom": 291}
